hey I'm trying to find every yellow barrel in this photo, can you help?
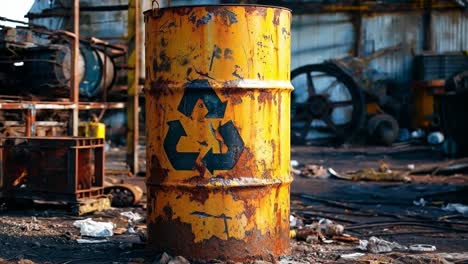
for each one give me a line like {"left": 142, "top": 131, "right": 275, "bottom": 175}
{"left": 144, "top": 5, "right": 292, "bottom": 261}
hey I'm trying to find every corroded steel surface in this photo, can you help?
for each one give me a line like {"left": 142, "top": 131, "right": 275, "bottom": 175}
{"left": 144, "top": 5, "right": 292, "bottom": 261}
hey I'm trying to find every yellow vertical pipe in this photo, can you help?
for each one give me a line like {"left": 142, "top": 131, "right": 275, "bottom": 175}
{"left": 127, "top": 0, "right": 140, "bottom": 173}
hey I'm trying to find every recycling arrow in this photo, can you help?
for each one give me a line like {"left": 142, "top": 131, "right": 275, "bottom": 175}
{"left": 202, "top": 121, "right": 245, "bottom": 174}
{"left": 177, "top": 79, "right": 227, "bottom": 118}
{"left": 163, "top": 120, "right": 199, "bottom": 170}
{"left": 163, "top": 79, "right": 245, "bottom": 173}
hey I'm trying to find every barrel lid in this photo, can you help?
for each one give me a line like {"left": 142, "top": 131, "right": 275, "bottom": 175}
{"left": 143, "top": 4, "right": 292, "bottom": 16}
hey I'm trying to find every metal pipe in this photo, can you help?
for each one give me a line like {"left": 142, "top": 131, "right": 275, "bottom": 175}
{"left": 126, "top": 0, "right": 140, "bottom": 174}
{"left": 71, "top": 0, "right": 80, "bottom": 136}
{"left": 25, "top": 108, "right": 36, "bottom": 137}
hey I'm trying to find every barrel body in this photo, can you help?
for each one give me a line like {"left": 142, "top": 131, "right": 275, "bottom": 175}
{"left": 144, "top": 5, "right": 292, "bottom": 261}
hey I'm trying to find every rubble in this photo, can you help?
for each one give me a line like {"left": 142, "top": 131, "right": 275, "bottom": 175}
{"left": 359, "top": 236, "right": 408, "bottom": 253}
{"left": 299, "top": 164, "right": 329, "bottom": 178}
{"left": 153, "top": 253, "right": 190, "bottom": 264}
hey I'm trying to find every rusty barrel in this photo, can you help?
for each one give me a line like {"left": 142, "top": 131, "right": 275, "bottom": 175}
{"left": 144, "top": 5, "right": 292, "bottom": 261}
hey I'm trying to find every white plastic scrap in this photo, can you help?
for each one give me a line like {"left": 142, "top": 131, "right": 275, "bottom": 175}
{"left": 76, "top": 238, "right": 108, "bottom": 244}
{"left": 409, "top": 244, "right": 436, "bottom": 252}
{"left": 120, "top": 211, "right": 143, "bottom": 223}
{"left": 290, "top": 160, "right": 299, "bottom": 168}
{"left": 73, "top": 218, "right": 114, "bottom": 238}
{"left": 442, "top": 203, "right": 468, "bottom": 216}
{"left": 340, "top": 253, "right": 365, "bottom": 259}
{"left": 357, "top": 239, "right": 368, "bottom": 251}
{"left": 358, "top": 236, "right": 407, "bottom": 253}
{"left": 413, "top": 198, "right": 427, "bottom": 207}
{"left": 289, "top": 215, "right": 297, "bottom": 228}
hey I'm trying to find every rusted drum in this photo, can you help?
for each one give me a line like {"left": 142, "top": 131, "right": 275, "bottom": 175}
{"left": 144, "top": 5, "right": 292, "bottom": 261}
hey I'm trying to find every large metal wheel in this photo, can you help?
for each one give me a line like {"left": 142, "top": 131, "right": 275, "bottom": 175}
{"left": 291, "top": 62, "right": 366, "bottom": 145}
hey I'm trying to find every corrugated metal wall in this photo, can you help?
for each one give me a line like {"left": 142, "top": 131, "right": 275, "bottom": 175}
{"left": 432, "top": 10, "right": 468, "bottom": 53}
{"left": 291, "top": 13, "right": 354, "bottom": 69}
{"left": 362, "top": 12, "right": 423, "bottom": 82}
{"left": 28, "top": 1, "right": 467, "bottom": 82}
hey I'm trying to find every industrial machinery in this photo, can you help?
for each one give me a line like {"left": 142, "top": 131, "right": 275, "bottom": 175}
{"left": 435, "top": 70, "right": 468, "bottom": 156}
{"left": 291, "top": 59, "right": 402, "bottom": 146}
{"left": 0, "top": 27, "right": 119, "bottom": 99}
{"left": 291, "top": 61, "right": 366, "bottom": 145}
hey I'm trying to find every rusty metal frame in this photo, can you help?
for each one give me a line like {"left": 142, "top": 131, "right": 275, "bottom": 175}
{"left": 0, "top": 102, "right": 125, "bottom": 137}
{"left": 1, "top": 137, "right": 105, "bottom": 203}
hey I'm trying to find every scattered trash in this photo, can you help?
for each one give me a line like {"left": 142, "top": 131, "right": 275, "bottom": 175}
{"left": 332, "top": 168, "right": 410, "bottom": 182}
{"left": 411, "top": 129, "right": 425, "bottom": 139}
{"left": 409, "top": 244, "right": 436, "bottom": 252}
{"left": 340, "top": 252, "right": 365, "bottom": 259}
{"left": 300, "top": 164, "right": 329, "bottom": 178}
{"left": 292, "top": 218, "right": 350, "bottom": 245}
{"left": 332, "top": 234, "right": 359, "bottom": 243}
{"left": 357, "top": 239, "right": 368, "bottom": 251}
{"left": 327, "top": 168, "right": 342, "bottom": 178}
{"left": 153, "top": 252, "right": 172, "bottom": 264}
{"left": 290, "top": 160, "right": 299, "bottom": 168}
{"left": 359, "top": 236, "right": 407, "bottom": 253}
{"left": 290, "top": 215, "right": 297, "bottom": 228}
{"left": 413, "top": 198, "right": 427, "bottom": 207}
{"left": 398, "top": 128, "right": 410, "bottom": 142}
{"left": 168, "top": 256, "right": 190, "bottom": 264}
{"left": 442, "top": 203, "right": 468, "bottom": 216}
{"left": 292, "top": 228, "right": 321, "bottom": 241}
{"left": 128, "top": 226, "right": 137, "bottom": 234}
{"left": 121, "top": 211, "right": 143, "bottom": 223}
{"left": 76, "top": 238, "right": 108, "bottom": 244}
{"left": 113, "top": 227, "right": 127, "bottom": 235}
{"left": 153, "top": 252, "right": 190, "bottom": 264}
{"left": 317, "top": 218, "right": 344, "bottom": 236}
{"left": 428, "top": 131, "right": 445, "bottom": 145}
{"left": 73, "top": 218, "right": 114, "bottom": 238}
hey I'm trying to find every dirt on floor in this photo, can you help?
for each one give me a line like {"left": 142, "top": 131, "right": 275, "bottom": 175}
{"left": 0, "top": 145, "right": 467, "bottom": 264}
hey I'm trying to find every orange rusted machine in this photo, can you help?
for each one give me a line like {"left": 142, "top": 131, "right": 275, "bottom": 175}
{"left": 144, "top": 4, "right": 292, "bottom": 261}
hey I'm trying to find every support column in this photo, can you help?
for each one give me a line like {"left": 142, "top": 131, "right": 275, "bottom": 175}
{"left": 71, "top": 0, "right": 80, "bottom": 136}
{"left": 127, "top": 0, "right": 140, "bottom": 174}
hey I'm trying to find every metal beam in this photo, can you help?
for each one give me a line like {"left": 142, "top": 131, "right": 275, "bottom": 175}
{"left": 70, "top": 0, "right": 80, "bottom": 136}
{"left": 127, "top": 0, "right": 140, "bottom": 174}
{"left": 26, "top": 5, "right": 129, "bottom": 19}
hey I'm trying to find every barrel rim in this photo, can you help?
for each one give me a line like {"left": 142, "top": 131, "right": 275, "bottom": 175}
{"left": 143, "top": 4, "right": 292, "bottom": 16}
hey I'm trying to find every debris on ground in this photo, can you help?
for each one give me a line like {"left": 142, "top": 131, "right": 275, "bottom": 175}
{"left": 153, "top": 252, "right": 190, "bottom": 264}
{"left": 359, "top": 236, "right": 408, "bottom": 253}
{"left": 428, "top": 131, "right": 445, "bottom": 145}
{"left": 442, "top": 203, "right": 468, "bottom": 216}
{"left": 76, "top": 238, "right": 108, "bottom": 244}
{"left": 339, "top": 252, "right": 365, "bottom": 259}
{"left": 331, "top": 163, "right": 411, "bottom": 182}
{"left": 73, "top": 218, "right": 114, "bottom": 237}
{"left": 299, "top": 164, "right": 329, "bottom": 178}
{"left": 409, "top": 244, "right": 437, "bottom": 252}
{"left": 121, "top": 211, "right": 144, "bottom": 223}
{"left": 413, "top": 197, "right": 427, "bottom": 206}
{"left": 290, "top": 217, "right": 358, "bottom": 245}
